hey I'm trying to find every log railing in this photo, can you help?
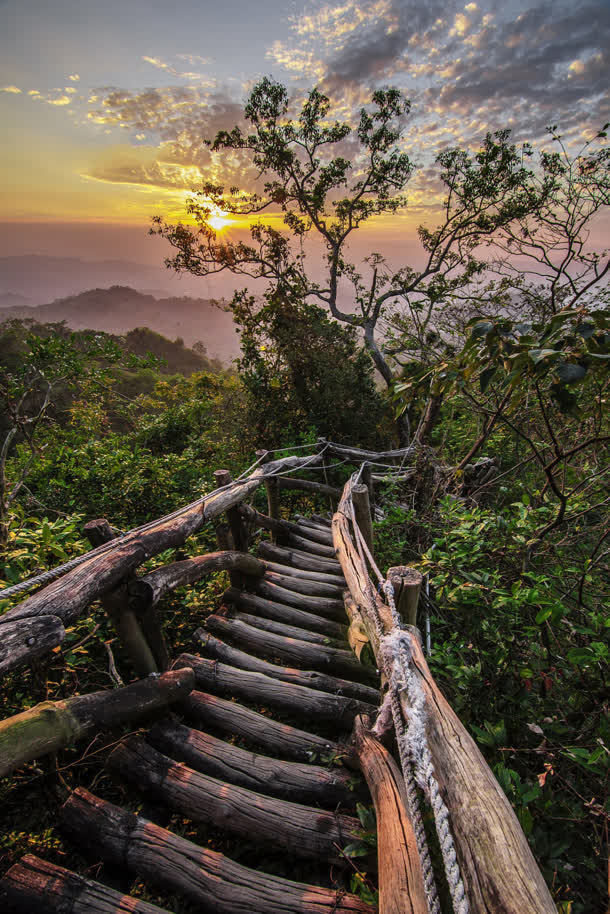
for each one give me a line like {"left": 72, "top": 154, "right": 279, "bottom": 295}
{"left": 332, "top": 472, "right": 556, "bottom": 914}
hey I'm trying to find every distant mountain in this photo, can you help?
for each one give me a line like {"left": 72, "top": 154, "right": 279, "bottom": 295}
{"left": 0, "top": 292, "right": 34, "bottom": 309}
{"left": 1, "top": 285, "right": 240, "bottom": 364}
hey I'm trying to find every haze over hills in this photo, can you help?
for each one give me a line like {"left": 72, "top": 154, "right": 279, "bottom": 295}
{"left": 0, "top": 285, "right": 240, "bottom": 364}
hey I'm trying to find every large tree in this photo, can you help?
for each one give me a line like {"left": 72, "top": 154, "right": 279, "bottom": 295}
{"left": 152, "top": 78, "right": 549, "bottom": 445}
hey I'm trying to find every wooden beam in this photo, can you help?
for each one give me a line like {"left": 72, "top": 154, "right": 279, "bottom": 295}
{"left": 0, "top": 668, "right": 194, "bottom": 778}
{"left": 0, "top": 616, "right": 65, "bottom": 677}
{"left": 386, "top": 566, "right": 423, "bottom": 628}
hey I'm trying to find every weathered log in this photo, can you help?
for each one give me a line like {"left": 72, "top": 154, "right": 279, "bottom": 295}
{"left": 194, "top": 633, "right": 380, "bottom": 705}
{"left": 240, "top": 507, "right": 334, "bottom": 546}
{"left": 294, "top": 514, "right": 332, "bottom": 528}
{"left": 277, "top": 476, "right": 342, "bottom": 499}
{"left": 223, "top": 587, "right": 347, "bottom": 634}
{"left": 262, "top": 559, "right": 345, "bottom": 587}
{"left": 0, "top": 668, "right": 194, "bottom": 778}
{"left": 147, "top": 719, "right": 358, "bottom": 807}
{"left": 232, "top": 611, "right": 346, "bottom": 647}
{"left": 387, "top": 566, "right": 422, "bottom": 627}
{"left": 352, "top": 715, "right": 428, "bottom": 914}
{"left": 258, "top": 541, "right": 344, "bottom": 575}
{"left": 343, "top": 593, "right": 371, "bottom": 662}
{"left": 61, "top": 788, "right": 375, "bottom": 914}
{"left": 174, "top": 653, "right": 377, "bottom": 723}
{"left": 108, "top": 737, "right": 368, "bottom": 865}
{"left": 0, "top": 854, "right": 170, "bottom": 914}
{"left": 135, "top": 551, "right": 265, "bottom": 608}
{"left": 333, "top": 478, "right": 555, "bottom": 914}
{"left": 249, "top": 578, "right": 345, "bottom": 618}
{"left": 214, "top": 469, "right": 249, "bottom": 551}
{"left": 206, "top": 612, "right": 378, "bottom": 686}
{"left": 317, "top": 438, "right": 416, "bottom": 464}
{"left": 398, "top": 628, "right": 556, "bottom": 914}
{"left": 286, "top": 533, "right": 337, "bottom": 558}
{"left": 264, "top": 569, "right": 344, "bottom": 598}
{"left": 183, "top": 690, "right": 343, "bottom": 762}
{"left": 309, "top": 513, "right": 333, "bottom": 526}
{"left": 0, "top": 616, "right": 65, "bottom": 676}
{"left": 1, "top": 453, "right": 321, "bottom": 626}
{"left": 351, "top": 484, "right": 374, "bottom": 555}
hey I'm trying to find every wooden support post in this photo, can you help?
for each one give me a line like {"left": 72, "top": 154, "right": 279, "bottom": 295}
{"left": 256, "top": 449, "right": 280, "bottom": 540}
{"left": 361, "top": 462, "right": 375, "bottom": 508}
{"left": 352, "top": 715, "right": 428, "bottom": 914}
{"left": 351, "top": 483, "right": 375, "bottom": 556}
{"left": 386, "top": 566, "right": 423, "bottom": 627}
{"left": 214, "top": 469, "right": 249, "bottom": 552}
{"left": 83, "top": 519, "right": 158, "bottom": 677}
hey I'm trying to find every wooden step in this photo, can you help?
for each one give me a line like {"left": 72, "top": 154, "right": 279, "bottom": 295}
{"left": 249, "top": 579, "right": 345, "bottom": 617}
{"left": 262, "top": 559, "right": 345, "bottom": 586}
{"left": 174, "top": 653, "right": 377, "bottom": 723}
{"left": 147, "top": 719, "right": 359, "bottom": 806}
{"left": 0, "top": 854, "right": 171, "bottom": 914}
{"left": 232, "top": 611, "right": 346, "bottom": 647}
{"left": 107, "top": 737, "right": 370, "bottom": 865}
{"left": 61, "top": 788, "right": 376, "bottom": 914}
{"left": 224, "top": 585, "right": 346, "bottom": 627}
{"left": 206, "top": 613, "right": 378, "bottom": 686}
{"left": 259, "top": 542, "right": 344, "bottom": 575}
{"left": 264, "top": 569, "right": 344, "bottom": 598}
{"left": 285, "top": 533, "right": 337, "bottom": 558}
{"left": 194, "top": 634, "right": 380, "bottom": 704}
{"left": 182, "top": 690, "right": 344, "bottom": 762}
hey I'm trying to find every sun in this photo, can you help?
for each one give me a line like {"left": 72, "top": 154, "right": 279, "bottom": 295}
{"left": 208, "top": 207, "right": 231, "bottom": 232}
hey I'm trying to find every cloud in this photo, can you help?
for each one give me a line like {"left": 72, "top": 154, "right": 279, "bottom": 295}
{"left": 142, "top": 54, "right": 215, "bottom": 85}
{"left": 68, "top": 74, "right": 80, "bottom": 82}
{"left": 1, "top": 85, "right": 21, "bottom": 93}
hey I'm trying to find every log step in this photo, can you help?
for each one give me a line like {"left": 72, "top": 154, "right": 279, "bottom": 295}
{"left": 262, "top": 559, "right": 346, "bottom": 587}
{"left": 232, "top": 610, "right": 347, "bottom": 647}
{"left": 225, "top": 585, "right": 346, "bottom": 626}
{"left": 182, "top": 690, "right": 344, "bottom": 762}
{"left": 147, "top": 719, "right": 360, "bottom": 806}
{"left": 107, "top": 737, "right": 370, "bottom": 865}
{"left": 206, "top": 613, "right": 378, "bottom": 686}
{"left": 286, "top": 533, "right": 337, "bottom": 558}
{"left": 174, "top": 653, "right": 377, "bottom": 723}
{"left": 264, "top": 569, "right": 344, "bottom": 598}
{"left": 193, "top": 634, "right": 380, "bottom": 704}
{"left": 61, "top": 788, "right": 376, "bottom": 914}
{"left": 0, "top": 854, "right": 171, "bottom": 914}
{"left": 259, "top": 542, "right": 344, "bottom": 576}
{"left": 249, "top": 579, "right": 346, "bottom": 617}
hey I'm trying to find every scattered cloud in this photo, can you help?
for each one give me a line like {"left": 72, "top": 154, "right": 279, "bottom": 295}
{"left": 1, "top": 85, "right": 21, "bottom": 93}
{"left": 142, "top": 54, "right": 215, "bottom": 85}
{"left": 68, "top": 74, "right": 80, "bottom": 82}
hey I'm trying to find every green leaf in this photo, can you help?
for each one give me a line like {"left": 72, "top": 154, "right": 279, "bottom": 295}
{"left": 555, "top": 362, "right": 586, "bottom": 384}
{"left": 528, "top": 348, "right": 560, "bottom": 365}
{"left": 479, "top": 366, "right": 497, "bottom": 392}
{"left": 535, "top": 607, "right": 552, "bottom": 624}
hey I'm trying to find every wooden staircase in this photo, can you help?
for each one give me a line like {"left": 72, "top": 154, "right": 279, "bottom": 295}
{"left": 1, "top": 514, "right": 380, "bottom": 914}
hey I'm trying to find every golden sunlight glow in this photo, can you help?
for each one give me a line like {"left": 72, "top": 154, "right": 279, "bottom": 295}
{"left": 208, "top": 207, "right": 231, "bottom": 232}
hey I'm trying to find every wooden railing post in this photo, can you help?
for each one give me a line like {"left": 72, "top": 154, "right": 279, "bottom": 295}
{"left": 256, "top": 449, "right": 280, "bottom": 541}
{"left": 214, "top": 469, "right": 249, "bottom": 552}
{"left": 83, "top": 519, "right": 158, "bottom": 677}
{"left": 351, "top": 483, "right": 375, "bottom": 555}
{"left": 361, "top": 461, "right": 375, "bottom": 508}
{"left": 386, "top": 566, "right": 423, "bottom": 627}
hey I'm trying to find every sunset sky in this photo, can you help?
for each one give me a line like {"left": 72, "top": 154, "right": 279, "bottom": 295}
{"left": 1, "top": 0, "right": 608, "bottom": 275}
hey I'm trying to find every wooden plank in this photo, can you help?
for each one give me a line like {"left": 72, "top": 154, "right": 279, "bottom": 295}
{"left": 0, "top": 854, "right": 170, "bottom": 914}
{"left": 182, "top": 690, "right": 343, "bottom": 762}
{"left": 286, "top": 534, "right": 337, "bottom": 558}
{"left": 107, "top": 737, "right": 370, "bottom": 865}
{"left": 174, "top": 653, "right": 377, "bottom": 723}
{"left": 258, "top": 542, "right": 344, "bottom": 576}
{"left": 277, "top": 477, "right": 342, "bottom": 499}
{"left": 136, "top": 551, "right": 264, "bottom": 607}
{"left": 232, "top": 611, "right": 346, "bottom": 647}
{"left": 225, "top": 584, "right": 346, "bottom": 625}
{"left": 262, "top": 560, "right": 345, "bottom": 587}
{"left": 147, "top": 719, "right": 358, "bottom": 806}
{"left": 250, "top": 579, "right": 345, "bottom": 617}
{"left": 264, "top": 570, "right": 344, "bottom": 599}
{"left": 193, "top": 635, "right": 380, "bottom": 704}
{"left": 61, "top": 788, "right": 376, "bottom": 914}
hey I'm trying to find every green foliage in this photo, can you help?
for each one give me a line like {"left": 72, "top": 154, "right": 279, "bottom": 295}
{"left": 232, "top": 290, "right": 387, "bottom": 446}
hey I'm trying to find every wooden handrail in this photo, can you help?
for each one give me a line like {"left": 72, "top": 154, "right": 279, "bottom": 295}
{"left": 332, "top": 477, "right": 556, "bottom": 914}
